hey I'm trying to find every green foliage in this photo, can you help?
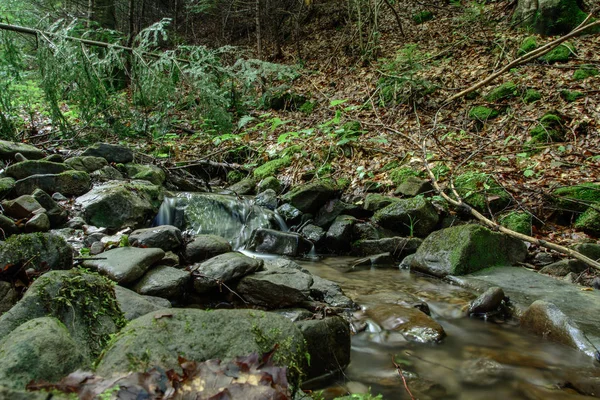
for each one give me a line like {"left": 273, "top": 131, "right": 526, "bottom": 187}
{"left": 518, "top": 36, "right": 538, "bottom": 56}
{"left": 560, "top": 90, "right": 584, "bottom": 102}
{"left": 523, "top": 89, "right": 541, "bottom": 103}
{"left": 484, "top": 82, "right": 518, "bottom": 102}
{"left": 377, "top": 44, "right": 437, "bottom": 106}
{"left": 573, "top": 65, "right": 599, "bottom": 80}
{"left": 540, "top": 43, "right": 574, "bottom": 63}
{"left": 469, "top": 106, "right": 499, "bottom": 122}
{"left": 412, "top": 11, "right": 434, "bottom": 24}
{"left": 299, "top": 101, "right": 316, "bottom": 114}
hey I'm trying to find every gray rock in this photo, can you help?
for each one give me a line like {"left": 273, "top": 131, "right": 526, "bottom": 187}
{"left": 191, "top": 252, "right": 263, "bottom": 293}
{"left": 83, "top": 247, "right": 165, "bottom": 284}
{"left": 533, "top": 251, "right": 555, "bottom": 266}
{"left": 95, "top": 308, "right": 307, "bottom": 387}
{"left": 52, "top": 192, "right": 68, "bottom": 202}
{"left": 43, "top": 154, "right": 63, "bottom": 163}
{"left": 0, "top": 269, "right": 123, "bottom": 360}
{"left": 5, "top": 160, "right": 72, "bottom": 180}
{"left": 1, "top": 195, "right": 44, "bottom": 219}
{"left": 32, "top": 189, "right": 68, "bottom": 227}
{"left": 255, "top": 188, "right": 278, "bottom": 210}
{"left": 90, "top": 165, "right": 124, "bottom": 181}
{"left": 66, "top": 216, "right": 86, "bottom": 229}
{"left": 301, "top": 223, "right": 325, "bottom": 245}
{"left": 236, "top": 269, "right": 313, "bottom": 308}
{"left": 82, "top": 142, "right": 133, "bottom": 163}
{"left": 410, "top": 224, "right": 527, "bottom": 277}
{"left": 325, "top": 215, "right": 356, "bottom": 253}
{"left": 513, "top": 0, "right": 590, "bottom": 36}
{"left": 372, "top": 196, "right": 439, "bottom": 237}
{"left": 281, "top": 180, "right": 339, "bottom": 214}
{"left": 129, "top": 225, "right": 183, "bottom": 251}
{"left": 521, "top": 300, "right": 598, "bottom": 358}
{"left": 161, "top": 251, "right": 180, "bottom": 267}
{"left": 309, "top": 275, "right": 355, "bottom": 308}
{"left": 314, "top": 199, "right": 371, "bottom": 229}
{"left": 351, "top": 236, "right": 422, "bottom": 259}
{"left": 132, "top": 265, "right": 191, "bottom": 299}
{"left": 468, "top": 287, "right": 506, "bottom": 315}
{"left": 394, "top": 176, "right": 433, "bottom": 197}
{"left": 65, "top": 156, "right": 108, "bottom": 173}
{"left": 183, "top": 234, "right": 232, "bottom": 263}
{"left": 296, "top": 316, "right": 351, "bottom": 380}
{"left": 257, "top": 176, "right": 282, "bottom": 193}
{"left": 124, "top": 163, "right": 166, "bottom": 185}
{"left": 24, "top": 213, "right": 50, "bottom": 232}
{"left": 365, "top": 303, "right": 446, "bottom": 343}
{"left": 113, "top": 285, "right": 171, "bottom": 321}
{"left": 0, "top": 281, "right": 18, "bottom": 314}
{"left": 90, "top": 241, "right": 104, "bottom": 255}
{"left": 0, "top": 232, "right": 72, "bottom": 272}
{"left": 364, "top": 193, "right": 399, "bottom": 212}
{"left": 227, "top": 178, "right": 256, "bottom": 195}
{"left": 0, "top": 177, "right": 15, "bottom": 199}
{"left": 0, "top": 140, "right": 44, "bottom": 161}
{"left": 0, "top": 317, "right": 87, "bottom": 389}
{"left": 539, "top": 259, "right": 587, "bottom": 277}
{"left": 76, "top": 180, "right": 163, "bottom": 230}
{"left": 13, "top": 152, "right": 27, "bottom": 162}
{"left": 276, "top": 203, "right": 303, "bottom": 225}
{"left": 14, "top": 170, "right": 91, "bottom": 197}
{"left": 247, "top": 228, "right": 313, "bottom": 257}
{"left": 571, "top": 243, "right": 600, "bottom": 262}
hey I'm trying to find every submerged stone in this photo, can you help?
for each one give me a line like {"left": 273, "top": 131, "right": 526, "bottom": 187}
{"left": 365, "top": 303, "right": 446, "bottom": 343}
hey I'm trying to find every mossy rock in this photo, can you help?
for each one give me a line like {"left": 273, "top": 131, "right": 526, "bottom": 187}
{"left": 454, "top": 171, "right": 511, "bottom": 213}
{"left": 574, "top": 206, "right": 600, "bottom": 236}
{"left": 513, "top": 0, "right": 589, "bottom": 36}
{"left": 499, "top": 211, "right": 532, "bottom": 235}
{"left": 14, "top": 170, "right": 91, "bottom": 197}
{"left": 529, "top": 113, "right": 565, "bottom": 143}
{"left": 123, "top": 163, "right": 166, "bottom": 185}
{"left": 281, "top": 180, "right": 338, "bottom": 214}
{"left": 573, "top": 65, "right": 599, "bottom": 80}
{"left": 388, "top": 167, "right": 419, "bottom": 186}
{"left": 560, "top": 90, "right": 584, "bottom": 102}
{"left": 0, "top": 232, "right": 72, "bottom": 272}
{"left": 412, "top": 10, "right": 434, "bottom": 24}
{"left": 0, "top": 177, "right": 15, "bottom": 199}
{"left": 552, "top": 183, "right": 600, "bottom": 212}
{"left": 523, "top": 89, "right": 542, "bottom": 103}
{"left": 484, "top": 82, "right": 519, "bottom": 102}
{"left": 372, "top": 196, "right": 439, "bottom": 238}
{"left": 253, "top": 157, "right": 291, "bottom": 180}
{"left": 0, "top": 140, "right": 44, "bottom": 162}
{"left": 468, "top": 106, "right": 499, "bottom": 122}
{"left": 518, "top": 36, "right": 538, "bottom": 56}
{"left": 257, "top": 176, "right": 282, "bottom": 193}
{"left": 364, "top": 193, "right": 400, "bottom": 212}
{"left": 540, "top": 43, "right": 574, "bottom": 63}
{"left": 5, "top": 160, "right": 73, "bottom": 181}
{"left": 226, "top": 170, "right": 245, "bottom": 184}
{"left": 410, "top": 224, "right": 528, "bottom": 277}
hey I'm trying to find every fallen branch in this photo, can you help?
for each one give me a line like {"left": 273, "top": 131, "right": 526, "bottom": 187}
{"left": 444, "top": 14, "right": 600, "bottom": 104}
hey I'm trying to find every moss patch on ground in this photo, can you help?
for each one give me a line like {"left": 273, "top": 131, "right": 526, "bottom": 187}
{"left": 253, "top": 156, "right": 291, "bottom": 180}
{"left": 469, "top": 106, "right": 499, "bottom": 122}
{"left": 485, "top": 82, "right": 518, "bottom": 102}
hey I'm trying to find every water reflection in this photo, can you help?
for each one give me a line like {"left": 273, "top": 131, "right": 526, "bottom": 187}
{"left": 298, "top": 257, "right": 600, "bottom": 400}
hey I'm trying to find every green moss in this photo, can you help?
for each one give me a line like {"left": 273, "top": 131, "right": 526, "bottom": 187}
{"left": 299, "top": 101, "right": 316, "bottom": 114}
{"left": 529, "top": 113, "right": 565, "bottom": 143}
{"left": 336, "top": 177, "right": 351, "bottom": 190}
{"left": 523, "top": 89, "right": 541, "bottom": 103}
{"left": 227, "top": 170, "right": 245, "bottom": 184}
{"left": 518, "top": 36, "right": 538, "bottom": 56}
{"left": 540, "top": 43, "right": 574, "bottom": 63}
{"left": 573, "top": 65, "right": 599, "bottom": 80}
{"left": 381, "top": 161, "right": 400, "bottom": 172}
{"left": 389, "top": 167, "right": 418, "bottom": 186}
{"left": 560, "top": 90, "right": 584, "bottom": 102}
{"left": 553, "top": 183, "right": 600, "bottom": 212}
{"left": 454, "top": 171, "right": 510, "bottom": 212}
{"left": 253, "top": 156, "right": 291, "bottom": 180}
{"left": 499, "top": 211, "right": 532, "bottom": 235}
{"left": 574, "top": 206, "right": 600, "bottom": 236}
{"left": 468, "top": 106, "right": 499, "bottom": 122}
{"left": 485, "top": 82, "right": 518, "bottom": 102}
{"left": 412, "top": 10, "right": 434, "bottom": 24}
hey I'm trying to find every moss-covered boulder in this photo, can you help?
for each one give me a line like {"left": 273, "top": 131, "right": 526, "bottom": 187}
{"left": 574, "top": 206, "right": 600, "bottom": 236}
{"left": 227, "top": 177, "right": 256, "bottom": 195}
{"left": 0, "top": 317, "right": 86, "bottom": 390}
{"left": 0, "top": 177, "right": 15, "bottom": 199}
{"left": 454, "top": 171, "right": 511, "bottom": 213}
{"left": 518, "top": 36, "right": 538, "bottom": 56}
{"left": 484, "top": 82, "right": 519, "bottom": 102}
{"left": 552, "top": 183, "right": 600, "bottom": 212}
{"left": 372, "top": 196, "right": 439, "bottom": 237}
{"left": 0, "top": 269, "right": 125, "bottom": 362}
{"left": 499, "top": 211, "right": 532, "bottom": 235}
{"left": 282, "top": 180, "right": 338, "bottom": 214}
{"left": 523, "top": 89, "right": 542, "bottom": 103}
{"left": 412, "top": 10, "right": 434, "bottom": 24}
{"left": 388, "top": 167, "right": 419, "bottom": 186}
{"left": 75, "top": 180, "right": 164, "bottom": 230}
{"left": 560, "top": 90, "right": 584, "bottom": 102}
{"left": 468, "top": 106, "right": 499, "bottom": 122}
{"left": 14, "top": 170, "right": 91, "bottom": 197}
{"left": 573, "top": 65, "right": 599, "bottom": 80}
{"left": 253, "top": 157, "right": 291, "bottom": 180}
{"left": 409, "top": 224, "right": 528, "bottom": 277}
{"left": 65, "top": 155, "right": 108, "bottom": 173}
{"left": 95, "top": 309, "right": 308, "bottom": 386}
{"left": 0, "top": 232, "right": 72, "bottom": 272}
{"left": 364, "top": 194, "right": 400, "bottom": 212}
{"left": 81, "top": 142, "right": 133, "bottom": 163}
{"left": 540, "top": 43, "right": 575, "bottom": 63}
{"left": 513, "top": 0, "right": 589, "bottom": 36}
{"left": 529, "top": 113, "right": 566, "bottom": 144}
{"left": 5, "top": 160, "right": 73, "bottom": 180}
{"left": 258, "top": 176, "right": 282, "bottom": 194}
{"left": 0, "top": 140, "right": 44, "bottom": 162}
{"left": 123, "top": 163, "right": 166, "bottom": 185}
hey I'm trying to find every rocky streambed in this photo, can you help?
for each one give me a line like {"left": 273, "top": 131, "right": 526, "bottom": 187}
{"left": 0, "top": 139, "right": 598, "bottom": 399}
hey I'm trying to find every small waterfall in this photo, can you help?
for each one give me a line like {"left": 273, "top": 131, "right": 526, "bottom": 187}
{"left": 154, "top": 192, "right": 287, "bottom": 249}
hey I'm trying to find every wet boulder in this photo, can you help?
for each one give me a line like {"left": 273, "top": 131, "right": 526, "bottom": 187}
{"left": 0, "top": 317, "right": 87, "bottom": 390}
{"left": 301, "top": 224, "right": 326, "bottom": 247}
{"left": 254, "top": 188, "right": 278, "bottom": 210}
{"left": 76, "top": 180, "right": 163, "bottom": 230}
{"left": 468, "top": 287, "right": 508, "bottom": 316}
{"left": 296, "top": 316, "right": 351, "bottom": 380}
{"left": 236, "top": 269, "right": 313, "bottom": 308}
{"left": 65, "top": 156, "right": 108, "bottom": 173}
{"left": 281, "top": 180, "right": 339, "bottom": 214}
{"left": 247, "top": 228, "right": 313, "bottom": 257}
{"left": 1, "top": 195, "right": 44, "bottom": 219}
{"left": 351, "top": 237, "right": 422, "bottom": 260}
{"left": 24, "top": 213, "right": 50, "bottom": 232}
{"left": 14, "top": 170, "right": 91, "bottom": 197}
{"left": 0, "top": 215, "right": 18, "bottom": 237}
{"left": 372, "top": 196, "right": 439, "bottom": 237}
{"left": 309, "top": 275, "right": 355, "bottom": 309}
{"left": 129, "top": 225, "right": 183, "bottom": 251}
{"left": 226, "top": 178, "right": 256, "bottom": 195}
{"left": 365, "top": 303, "right": 446, "bottom": 343}
{"left": 114, "top": 285, "right": 172, "bottom": 321}
{"left": 314, "top": 199, "right": 372, "bottom": 229}
{"left": 183, "top": 234, "right": 232, "bottom": 263}
{"left": 123, "top": 163, "right": 166, "bottom": 185}
{"left": 520, "top": 300, "right": 599, "bottom": 358}
{"left": 0, "top": 232, "right": 72, "bottom": 272}
{"left": 191, "top": 252, "right": 263, "bottom": 294}
{"left": 349, "top": 252, "right": 396, "bottom": 270}
{"left": 95, "top": 308, "right": 308, "bottom": 387}
{"left": 410, "top": 224, "right": 527, "bottom": 277}
{"left": 364, "top": 193, "right": 400, "bottom": 212}
{"left": 0, "top": 269, "right": 124, "bottom": 361}
{"left": 132, "top": 265, "right": 191, "bottom": 299}
{"left": 325, "top": 215, "right": 356, "bottom": 253}
{"left": 81, "top": 142, "right": 133, "bottom": 163}
{"left": 32, "top": 189, "right": 68, "bottom": 227}
{"left": 5, "top": 160, "right": 72, "bottom": 180}
{"left": 0, "top": 140, "right": 44, "bottom": 161}
{"left": 0, "top": 177, "right": 15, "bottom": 199}
{"left": 82, "top": 246, "right": 165, "bottom": 284}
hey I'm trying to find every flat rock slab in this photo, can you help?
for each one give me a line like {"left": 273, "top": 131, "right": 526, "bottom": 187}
{"left": 449, "top": 266, "right": 600, "bottom": 349}
{"left": 132, "top": 265, "right": 190, "bottom": 299}
{"left": 83, "top": 247, "right": 165, "bottom": 284}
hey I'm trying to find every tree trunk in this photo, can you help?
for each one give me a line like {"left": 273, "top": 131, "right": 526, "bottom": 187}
{"left": 256, "top": 0, "right": 262, "bottom": 59}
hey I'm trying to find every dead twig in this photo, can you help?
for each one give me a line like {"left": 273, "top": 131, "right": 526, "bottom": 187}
{"left": 392, "top": 355, "right": 416, "bottom": 400}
